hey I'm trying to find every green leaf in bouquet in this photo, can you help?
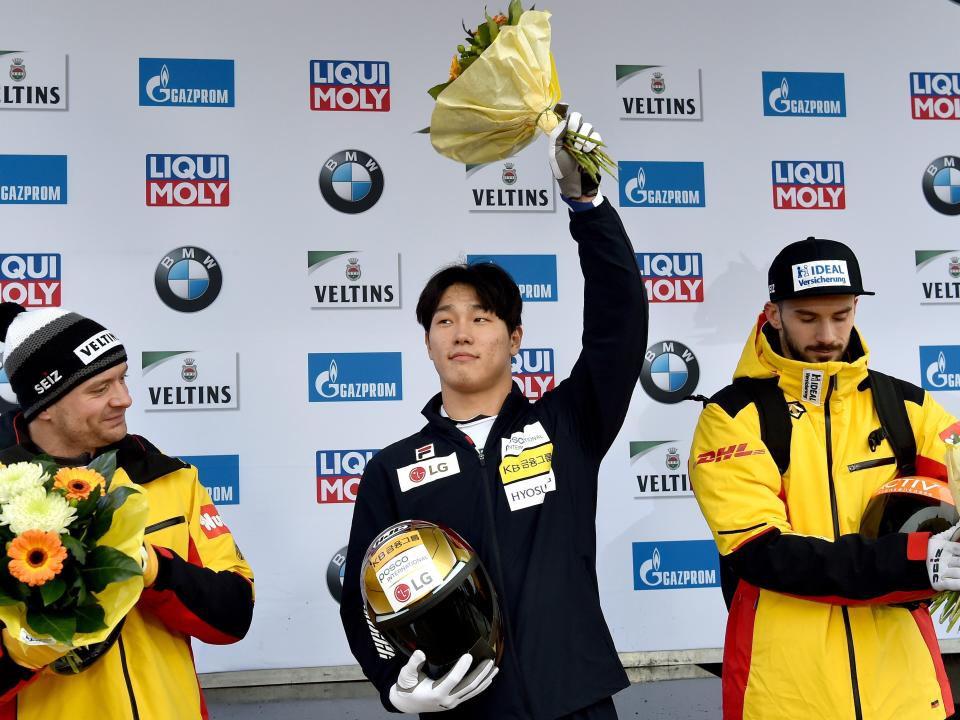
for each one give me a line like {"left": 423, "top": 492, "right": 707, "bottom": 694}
{"left": 74, "top": 602, "right": 106, "bottom": 634}
{"left": 39, "top": 578, "right": 66, "bottom": 607}
{"left": 459, "top": 56, "right": 478, "bottom": 73}
{"left": 415, "top": 126, "right": 431, "bottom": 134}
{"left": 486, "top": 17, "right": 500, "bottom": 42}
{"left": 476, "top": 21, "right": 491, "bottom": 47}
{"left": 60, "top": 534, "right": 86, "bottom": 564}
{"left": 428, "top": 81, "right": 452, "bottom": 100}
{"left": 80, "top": 545, "right": 142, "bottom": 593}
{"left": 86, "top": 485, "right": 140, "bottom": 542}
{"left": 87, "top": 450, "right": 118, "bottom": 490}
{"left": 508, "top": 0, "right": 523, "bottom": 25}
{"left": 69, "top": 573, "right": 89, "bottom": 606}
{"left": 72, "top": 486, "right": 103, "bottom": 523}
{"left": 26, "top": 607, "right": 75, "bottom": 645}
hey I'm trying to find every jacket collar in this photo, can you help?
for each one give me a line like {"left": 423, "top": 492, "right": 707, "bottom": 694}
{"left": 420, "top": 385, "right": 528, "bottom": 447}
{"left": 734, "top": 314, "right": 870, "bottom": 403}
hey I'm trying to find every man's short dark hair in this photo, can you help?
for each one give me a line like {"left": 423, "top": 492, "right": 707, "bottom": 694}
{"left": 416, "top": 263, "right": 522, "bottom": 334}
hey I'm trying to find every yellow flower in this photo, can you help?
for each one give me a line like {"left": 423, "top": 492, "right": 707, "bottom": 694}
{"left": 449, "top": 55, "right": 461, "bottom": 82}
{"left": 7, "top": 530, "right": 67, "bottom": 587}
{"left": 53, "top": 467, "right": 105, "bottom": 502}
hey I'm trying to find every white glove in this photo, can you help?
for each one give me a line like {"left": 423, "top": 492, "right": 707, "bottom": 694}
{"left": 388, "top": 649, "right": 498, "bottom": 713}
{"left": 548, "top": 109, "right": 602, "bottom": 200}
{"left": 927, "top": 523, "right": 960, "bottom": 591}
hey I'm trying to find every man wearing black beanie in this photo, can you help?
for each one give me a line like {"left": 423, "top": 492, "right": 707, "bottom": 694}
{"left": 0, "top": 301, "right": 255, "bottom": 720}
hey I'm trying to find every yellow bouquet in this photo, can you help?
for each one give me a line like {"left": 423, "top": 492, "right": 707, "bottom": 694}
{"left": 426, "top": 2, "right": 615, "bottom": 183}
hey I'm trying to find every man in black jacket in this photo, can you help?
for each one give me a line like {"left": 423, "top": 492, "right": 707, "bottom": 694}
{"left": 340, "top": 112, "right": 648, "bottom": 719}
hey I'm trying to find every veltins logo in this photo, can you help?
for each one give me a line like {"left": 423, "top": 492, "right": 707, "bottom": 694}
{"left": 633, "top": 540, "right": 720, "bottom": 590}
{"left": 762, "top": 72, "right": 846, "bottom": 117}
{"left": 180, "top": 454, "right": 239, "bottom": 506}
{"left": 512, "top": 348, "right": 555, "bottom": 400}
{"left": 139, "top": 58, "right": 234, "bottom": 107}
{"left": 0, "top": 254, "right": 60, "bottom": 306}
{"left": 637, "top": 253, "right": 703, "bottom": 303}
{"left": 319, "top": 149, "right": 384, "bottom": 214}
{"left": 0, "top": 155, "right": 66, "bottom": 204}
{"left": 308, "top": 250, "right": 400, "bottom": 308}
{"left": 317, "top": 449, "right": 378, "bottom": 504}
{"left": 310, "top": 60, "right": 389, "bottom": 111}
{"left": 640, "top": 341, "right": 699, "bottom": 404}
{"left": 911, "top": 73, "right": 960, "bottom": 120}
{"left": 308, "top": 353, "right": 402, "bottom": 402}
{"left": 616, "top": 65, "right": 703, "bottom": 120}
{"left": 920, "top": 346, "right": 960, "bottom": 391}
{"left": 630, "top": 441, "right": 692, "bottom": 497}
{"left": 154, "top": 246, "right": 223, "bottom": 312}
{"left": 466, "top": 155, "right": 555, "bottom": 212}
{"left": 467, "top": 254, "right": 558, "bottom": 302}
{"left": 141, "top": 350, "right": 237, "bottom": 410}
{"left": 619, "top": 161, "right": 705, "bottom": 208}
{"left": 772, "top": 161, "right": 845, "bottom": 210}
{"left": 0, "top": 51, "right": 66, "bottom": 109}
{"left": 146, "top": 154, "right": 229, "bottom": 207}
{"left": 916, "top": 250, "right": 960, "bottom": 303}
{"left": 923, "top": 156, "right": 960, "bottom": 215}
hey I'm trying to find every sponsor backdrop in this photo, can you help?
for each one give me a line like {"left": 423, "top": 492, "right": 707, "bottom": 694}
{"left": 2, "top": 0, "right": 960, "bottom": 677}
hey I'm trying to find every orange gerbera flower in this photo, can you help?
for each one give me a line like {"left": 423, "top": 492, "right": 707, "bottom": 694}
{"left": 53, "top": 467, "right": 105, "bottom": 502}
{"left": 8, "top": 530, "right": 67, "bottom": 587}
{"left": 449, "top": 55, "right": 461, "bottom": 82}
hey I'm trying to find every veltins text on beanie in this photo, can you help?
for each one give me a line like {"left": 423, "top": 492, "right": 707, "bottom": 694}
{"left": 0, "top": 302, "right": 127, "bottom": 421}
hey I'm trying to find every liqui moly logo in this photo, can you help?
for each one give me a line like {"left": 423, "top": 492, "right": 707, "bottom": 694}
{"left": 0, "top": 254, "right": 60, "bottom": 306}
{"left": 310, "top": 60, "right": 390, "bottom": 111}
{"left": 146, "top": 154, "right": 229, "bottom": 206}
{"left": 910, "top": 73, "right": 960, "bottom": 120}
{"left": 637, "top": 253, "right": 703, "bottom": 303}
{"left": 772, "top": 161, "right": 845, "bottom": 209}
{"left": 511, "top": 348, "right": 555, "bottom": 399}
{"left": 317, "top": 449, "right": 378, "bottom": 504}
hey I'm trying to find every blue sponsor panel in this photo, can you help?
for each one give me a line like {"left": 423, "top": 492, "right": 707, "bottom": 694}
{"left": 467, "top": 254, "right": 558, "bottom": 302}
{"left": 139, "top": 58, "right": 235, "bottom": 107}
{"left": 619, "top": 161, "right": 705, "bottom": 208}
{"left": 762, "top": 71, "right": 846, "bottom": 117}
{"left": 632, "top": 540, "right": 720, "bottom": 590}
{"left": 308, "top": 352, "right": 402, "bottom": 402}
{"left": 920, "top": 346, "right": 960, "bottom": 391}
{"left": 182, "top": 454, "right": 240, "bottom": 505}
{"left": 0, "top": 155, "right": 67, "bottom": 204}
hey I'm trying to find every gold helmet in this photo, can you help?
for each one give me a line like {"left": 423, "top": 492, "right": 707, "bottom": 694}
{"left": 361, "top": 519, "right": 503, "bottom": 679}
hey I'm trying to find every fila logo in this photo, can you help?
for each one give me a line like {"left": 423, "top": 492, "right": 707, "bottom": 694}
{"left": 199, "top": 503, "right": 230, "bottom": 538}
{"left": 415, "top": 444, "right": 435, "bottom": 461}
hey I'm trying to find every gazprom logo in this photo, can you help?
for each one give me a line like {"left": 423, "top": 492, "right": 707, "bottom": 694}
{"left": 632, "top": 540, "right": 720, "bottom": 590}
{"left": 0, "top": 155, "right": 67, "bottom": 204}
{"left": 467, "top": 254, "right": 557, "bottom": 302}
{"left": 619, "top": 161, "right": 705, "bottom": 208}
{"left": 308, "top": 353, "right": 402, "bottom": 402}
{"left": 181, "top": 454, "right": 240, "bottom": 505}
{"left": 920, "top": 346, "right": 960, "bottom": 390}
{"left": 762, "top": 72, "right": 846, "bottom": 117}
{"left": 139, "top": 58, "right": 234, "bottom": 107}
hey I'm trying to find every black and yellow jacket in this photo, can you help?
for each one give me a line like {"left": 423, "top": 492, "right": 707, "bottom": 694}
{"left": 0, "top": 415, "right": 255, "bottom": 720}
{"left": 691, "top": 317, "right": 957, "bottom": 720}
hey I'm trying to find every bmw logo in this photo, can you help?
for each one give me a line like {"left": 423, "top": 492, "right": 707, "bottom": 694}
{"left": 319, "top": 149, "right": 384, "bottom": 214}
{"left": 640, "top": 340, "right": 700, "bottom": 404}
{"left": 922, "top": 156, "right": 960, "bottom": 216}
{"left": 155, "top": 246, "right": 223, "bottom": 312}
{"left": 326, "top": 545, "right": 348, "bottom": 604}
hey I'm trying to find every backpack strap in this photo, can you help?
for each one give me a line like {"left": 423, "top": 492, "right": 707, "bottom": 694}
{"left": 867, "top": 369, "right": 917, "bottom": 477}
{"left": 733, "top": 377, "right": 792, "bottom": 475}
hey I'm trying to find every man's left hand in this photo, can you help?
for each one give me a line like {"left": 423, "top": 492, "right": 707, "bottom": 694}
{"left": 548, "top": 110, "right": 601, "bottom": 201}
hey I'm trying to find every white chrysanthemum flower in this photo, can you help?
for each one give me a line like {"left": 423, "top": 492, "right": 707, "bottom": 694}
{"left": 0, "top": 463, "right": 48, "bottom": 504}
{"left": 0, "top": 487, "right": 77, "bottom": 535}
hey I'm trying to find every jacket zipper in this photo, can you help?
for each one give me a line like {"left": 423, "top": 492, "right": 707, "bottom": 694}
{"left": 824, "top": 376, "right": 863, "bottom": 720}
{"left": 469, "top": 433, "right": 536, "bottom": 719}
{"left": 117, "top": 635, "right": 140, "bottom": 720}
{"left": 847, "top": 457, "right": 896, "bottom": 473}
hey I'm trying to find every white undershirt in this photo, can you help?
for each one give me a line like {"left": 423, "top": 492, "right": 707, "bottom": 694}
{"left": 441, "top": 407, "right": 496, "bottom": 459}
